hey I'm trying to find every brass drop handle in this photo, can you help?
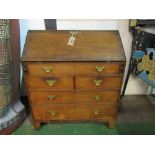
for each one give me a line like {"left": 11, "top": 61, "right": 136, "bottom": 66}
{"left": 93, "top": 80, "right": 102, "bottom": 86}
{"left": 50, "top": 111, "right": 57, "bottom": 116}
{"left": 43, "top": 66, "right": 53, "bottom": 73}
{"left": 96, "top": 66, "right": 105, "bottom": 72}
{"left": 94, "top": 95, "right": 101, "bottom": 101}
{"left": 93, "top": 110, "right": 100, "bottom": 115}
{"left": 48, "top": 95, "right": 56, "bottom": 100}
{"left": 46, "top": 80, "right": 56, "bottom": 86}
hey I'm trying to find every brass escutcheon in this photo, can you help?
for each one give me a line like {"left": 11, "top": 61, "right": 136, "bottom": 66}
{"left": 46, "top": 79, "right": 56, "bottom": 86}
{"left": 93, "top": 79, "right": 102, "bottom": 86}
{"left": 94, "top": 95, "right": 101, "bottom": 101}
{"left": 50, "top": 111, "right": 57, "bottom": 116}
{"left": 96, "top": 66, "right": 105, "bottom": 72}
{"left": 93, "top": 110, "right": 100, "bottom": 115}
{"left": 43, "top": 66, "right": 53, "bottom": 73}
{"left": 48, "top": 95, "right": 56, "bottom": 100}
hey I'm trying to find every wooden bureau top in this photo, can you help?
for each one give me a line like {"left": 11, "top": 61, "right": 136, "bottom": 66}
{"left": 21, "top": 30, "right": 126, "bottom": 62}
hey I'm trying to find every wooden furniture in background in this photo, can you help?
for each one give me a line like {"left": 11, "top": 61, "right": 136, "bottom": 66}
{"left": 21, "top": 30, "right": 126, "bottom": 129}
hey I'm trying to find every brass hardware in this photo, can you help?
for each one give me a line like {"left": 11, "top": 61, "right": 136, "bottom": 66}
{"left": 43, "top": 66, "right": 53, "bottom": 73}
{"left": 46, "top": 80, "right": 56, "bottom": 86}
{"left": 94, "top": 95, "right": 101, "bottom": 101}
{"left": 96, "top": 66, "right": 105, "bottom": 72}
{"left": 48, "top": 95, "right": 56, "bottom": 100}
{"left": 50, "top": 111, "right": 57, "bottom": 116}
{"left": 93, "top": 110, "right": 100, "bottom": 115}
{"left": 93, "top": 80, "right": 102, "bottom": 86}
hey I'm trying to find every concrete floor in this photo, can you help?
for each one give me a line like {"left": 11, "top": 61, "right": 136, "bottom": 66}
{"left": 117, "top": 95, "right": 155, "bottom": 123}
{"left": 12, "top": 95, "right": 155, "bottom": 135}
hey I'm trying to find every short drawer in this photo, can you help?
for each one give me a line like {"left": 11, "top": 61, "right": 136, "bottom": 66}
{"left": 28, "top": 63, "right": 74, "bottom": 76}
{"left": 76, "top": 76, "right": 122, "bottom": 90}
{"left": 27, "top": 76, "right": 73, "bottom": 90}
{"left": 74, "top": 62, "right": 121, "bottom": 75}
{"left": 32, "top": 104, "right": 116, "bottom": 121}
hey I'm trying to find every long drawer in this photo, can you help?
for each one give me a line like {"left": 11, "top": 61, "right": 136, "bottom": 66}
{"left": 27, "top": 62, "right": 121, "bottom": 76}
{"left": 32, "top": 104, "right": 117, "bottom": 121}
{"left": 29, "top": 90, "right": 119, "bottom": 105}
{"left": 26, "top": 76, "right": 73, "bottom": 90}
{"left": 76, "top": 76, "right": 122, "bottom": 90}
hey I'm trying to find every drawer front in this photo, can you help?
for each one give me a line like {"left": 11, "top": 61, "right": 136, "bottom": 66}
{"left": 27, "top": 77, "right": 73, "bottom": 90}
{"left": 30, "top": 91, "right": 74, "bottom": 104}
{"left": 74, "top": 91, "right": 119, "bottom": 104}
{"left": 29, "top": 90, "right": 119, "bottom": 105}
{"left": 28, "top": 63, "right": 74, "bottom": 76}
{"left": 74, "top": 63, "right": 121, "bottom": 75}
{"left": 32, "top": 104, "right": 116, "bottom": 121}
{"left": 27, "top": 62, "right": 121, "bottom": 76}
{"left": 76, "top": 76, "right": 122, "bottom": 90}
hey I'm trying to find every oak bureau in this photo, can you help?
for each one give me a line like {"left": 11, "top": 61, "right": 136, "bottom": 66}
{"left": 21, "top": 30, "right": 126, "bottom": 129}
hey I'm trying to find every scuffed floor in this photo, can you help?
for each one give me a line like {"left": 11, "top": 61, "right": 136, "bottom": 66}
{"left": 12, "top": 95, "right": 155, "bottom": 135}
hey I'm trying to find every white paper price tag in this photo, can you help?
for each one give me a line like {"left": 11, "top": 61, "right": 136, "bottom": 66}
{"left": 68, "top": 35, "right": 76, "bottom": 46}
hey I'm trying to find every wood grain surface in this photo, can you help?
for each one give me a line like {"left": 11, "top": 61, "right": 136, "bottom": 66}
{"left": 21, "top": 30, "right": 126, "bottom": 129}
{"left": 21, "top": 30, "right": 126, "bottom": 62}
